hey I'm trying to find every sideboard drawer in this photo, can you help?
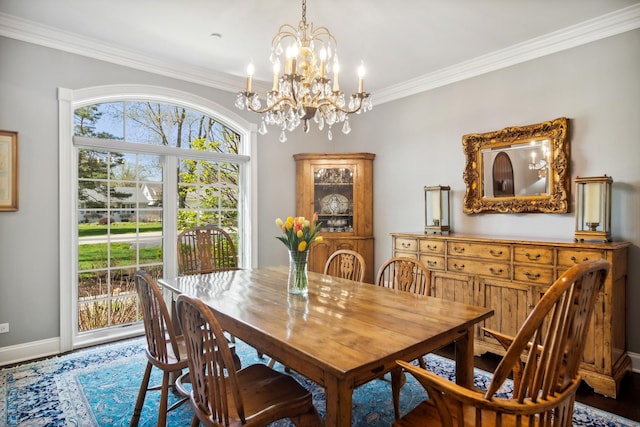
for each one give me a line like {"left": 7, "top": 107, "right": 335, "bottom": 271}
{"left": 514, "top": 265, "right": 554, "bottom": 284}
{"left": 447, "top": 258, "right": 510, "bottom": 279}
{"left": 557, "top": 249, "right": 604, "bottom": 267}
{"left": 419, "top": 239, "right": 445, "bottom": 255}
{"left": 394, "top": 237, "right": 418, "bottom": 252}
{"left": 514, "top": 246, "right": 553, "bottom": 265}
{"left": 420, "top": 254, "right": 445, "bottom": 271}
{"left": 448, "top": 242, "right": 510, "bottom": 261}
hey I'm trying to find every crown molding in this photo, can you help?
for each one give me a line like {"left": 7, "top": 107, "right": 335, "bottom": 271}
{"left": 1, "top": 4, "right": 639, "bottom": 104}
{"left": 374, "top": 4, "right": 640, "bottom": 105}
{"left": 0, "top": 12, "right": 246, "bottom": 92}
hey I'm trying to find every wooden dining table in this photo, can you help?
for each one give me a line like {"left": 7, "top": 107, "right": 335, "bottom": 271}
{"left": 159, "top": 266, "right": 493, "bottom": 427}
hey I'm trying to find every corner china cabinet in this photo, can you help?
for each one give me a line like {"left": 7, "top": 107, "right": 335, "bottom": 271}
{"left": 295, "top": 153, "right": 375, "bottom": 283}
{"left": 391, "top": 232, "right": 630, "bottom": 398}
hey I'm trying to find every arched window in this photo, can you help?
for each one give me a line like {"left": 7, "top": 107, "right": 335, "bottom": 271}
{"left": 58, "top": 85, "right": 256, "bottom": 349}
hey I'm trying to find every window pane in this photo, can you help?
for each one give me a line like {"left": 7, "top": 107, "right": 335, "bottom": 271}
{"left": 125, "top": 102, "right": 175, "bottom": 145}
{"left": 75, "top": 101, "right": 242, "bottom": 154}
{"left": 78, "top": 270, "right": 109, "bottom": 300}
{"left": 177, "top": 157, "right": 238, "bottom": 230}
{"left": 110, "top": 296, "right": 140, "bottom": 326}
{"left": 74, "top": 103, "right": 124, "bottom": 140}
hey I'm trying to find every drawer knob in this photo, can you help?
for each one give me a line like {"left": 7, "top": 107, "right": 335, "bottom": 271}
{"left": 489, "top": 267, "right": 503, "bottom": 275}
{"left": 528, "top": 303, "right": 535, "bottom": 309}
{"left": 489, "top": 249, "right": 503, "bottom": 257}
{"left": 453, "top": 247, "right": 465, "bottom": 253}
{"left": 525, "top": 252, "right": 541, "bottom": 261}
{"left": 401, "top": 242, "right": 411, "bottom": 248}
{"left": 570, "top": 255, "right": 589, "bottom": 263}
{"left": 427, "top": 244, "right": 437, "bottom": 251}
{"left": 453, "top": 263, "right": 465, "bottom": 271}
{"left": 524, "top": 271, "right": 541, "bottom": 280}
{"left": 427, "top": 260, "right": 437, "bottom": 267}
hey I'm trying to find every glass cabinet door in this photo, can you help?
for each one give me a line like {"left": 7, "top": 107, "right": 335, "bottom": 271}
{"left": 313, "top": 166, "right": 354, "bottom": 233}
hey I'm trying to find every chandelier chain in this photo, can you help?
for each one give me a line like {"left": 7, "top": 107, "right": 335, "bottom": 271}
{"left": 302, "top": 0, "right": 306, "bottom": 25}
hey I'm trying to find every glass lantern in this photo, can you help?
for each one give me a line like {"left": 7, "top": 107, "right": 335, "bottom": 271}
{"left": 425, "top": 185, "right": 450, "bottom": 234}
{"left": 575, "top": 176, "right": 612, "bottom": 242}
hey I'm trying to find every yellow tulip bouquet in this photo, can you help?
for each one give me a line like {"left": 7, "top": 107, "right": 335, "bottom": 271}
{"left": 275, "top": 214, "right": 323, "bottom": 293}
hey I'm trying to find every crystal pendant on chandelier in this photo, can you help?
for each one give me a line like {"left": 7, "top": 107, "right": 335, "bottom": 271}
{"left": 235, "top": 0, "right": 372, "bottom": 141}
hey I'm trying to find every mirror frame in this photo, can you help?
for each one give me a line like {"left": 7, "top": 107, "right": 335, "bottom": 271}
{"left": 463, "top": 117, "right": 570, "bottom": 214}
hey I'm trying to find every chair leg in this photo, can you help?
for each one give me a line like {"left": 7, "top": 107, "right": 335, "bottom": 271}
{"left": 418, "top": 356, "right": 426, "bottom": 369}
{"left": 130, "top": 361, "right": 153, "bottom": 427}
{"left": 158, "top": 371, "right": 170, "bottom": 426}
{"left": 190, "top": 414, "right": 200, "bottom": 427}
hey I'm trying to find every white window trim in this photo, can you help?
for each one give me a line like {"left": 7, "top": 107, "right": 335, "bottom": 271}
{"left": 58, "top": 84, "right": 258, "bottom": 352}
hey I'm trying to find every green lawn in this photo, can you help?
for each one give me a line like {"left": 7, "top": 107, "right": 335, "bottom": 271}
{"left": 78, "top": 222, "right": 162, "bottom": 237}
{"left": 78, "top": 242, "right": 162, "bottom": 270}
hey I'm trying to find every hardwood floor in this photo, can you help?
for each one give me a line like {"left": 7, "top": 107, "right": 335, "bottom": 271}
{"left": 436, "top": 344, "right": 640, "bottom": 422}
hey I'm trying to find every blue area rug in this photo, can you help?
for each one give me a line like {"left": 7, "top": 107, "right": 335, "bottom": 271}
{"left": 1, "top": 337, "right": 638, "bottom": 426}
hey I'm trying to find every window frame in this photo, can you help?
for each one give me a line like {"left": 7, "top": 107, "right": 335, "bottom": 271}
{"left": 58, "top": 85, "right": 258, "bottom": 351}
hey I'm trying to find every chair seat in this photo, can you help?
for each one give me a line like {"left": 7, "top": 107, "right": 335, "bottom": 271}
{"left": 393, "top": 397, "right": 574, "bottom": 427}
{"left": 219, "top": 364, "right": 314, "bottom": 426}
{"left": 146, "top": 334, "right": 189, "bottom": 370}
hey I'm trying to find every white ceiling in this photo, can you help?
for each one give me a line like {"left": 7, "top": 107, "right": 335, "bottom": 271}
{"left": 1, "top": 1, "right": 639, "bottom": 103}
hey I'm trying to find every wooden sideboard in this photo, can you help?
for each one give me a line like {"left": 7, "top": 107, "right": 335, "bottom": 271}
{"left": 391, "top": 232, "right": 630, "bottom": 398}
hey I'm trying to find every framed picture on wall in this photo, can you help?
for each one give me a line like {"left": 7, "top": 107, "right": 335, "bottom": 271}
{"left": 0, "top": 130, "right": 18, "bottom": 211}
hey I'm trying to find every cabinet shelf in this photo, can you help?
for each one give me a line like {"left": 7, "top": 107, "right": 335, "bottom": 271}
{"left": 314, "top": 182, "right": 353, "bottom": 186}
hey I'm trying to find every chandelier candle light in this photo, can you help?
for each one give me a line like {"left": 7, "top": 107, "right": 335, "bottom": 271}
{"left": 236, "top": 0, "right": 372, "bottom": 142}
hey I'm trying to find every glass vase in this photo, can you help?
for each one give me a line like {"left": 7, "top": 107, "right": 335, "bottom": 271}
{"left": 288, "top": 250, "right": 309, "bottom": 295}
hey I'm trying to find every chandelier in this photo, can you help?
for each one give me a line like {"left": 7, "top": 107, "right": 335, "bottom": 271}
{"left": 528, "top": 142, "right": 549, "bottom": 179}
{"left": 234, "top": 0, "right": 372, "bottom": 142}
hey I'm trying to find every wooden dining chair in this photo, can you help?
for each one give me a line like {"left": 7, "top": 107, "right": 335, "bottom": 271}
{"left": 177, "top": 226, "right": 239, "bottom": 275}
{"left": 176, "top": 293, "right": 322, "bottom": 427}
{"left": 393, "top": 258, "right": 610, "bottom": 427}
{"left": 375, "top": 256, "right": 431, "bottom": 295}
{"left": 131, "top": 270, "right": 190, "bottom": 427}
{"left": 323, "top": 249, "right": 367, "bottom": 282}
{"left": 375, "top": 256, "right": 432, "bottom": 417}
{"left": 176, "top": 225, "right": 242, "bottom": 348}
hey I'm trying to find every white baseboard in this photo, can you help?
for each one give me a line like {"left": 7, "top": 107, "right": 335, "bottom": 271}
{"left": 0, "top": 337, "right": 60, "bottom": 366}
{"left": 629, "top": 350, "right": 640, "bottom": 374}
{"left": 0, "top": 328, "right": 145, "bottom": 367}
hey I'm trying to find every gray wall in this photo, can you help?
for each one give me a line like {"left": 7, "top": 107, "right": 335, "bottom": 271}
{"left": 1, "top": 29, "right": 638, "bottom": 360}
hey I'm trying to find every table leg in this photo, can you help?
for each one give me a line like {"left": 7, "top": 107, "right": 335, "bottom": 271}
{"left": 390, "top": 366, "right": 403, "bottom": 420}
{"left": 455, "top": 326, "right": 474, "bottom": 388}
{"left": 324, "top": 375, "right": 353, "bottom": 427}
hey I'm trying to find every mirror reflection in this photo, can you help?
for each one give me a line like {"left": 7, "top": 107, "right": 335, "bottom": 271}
{"left": 482, "top": 140, "right": 550, "bottom": 198}
{"left": 462, "top": 117, "right": 570, "bottom": 214}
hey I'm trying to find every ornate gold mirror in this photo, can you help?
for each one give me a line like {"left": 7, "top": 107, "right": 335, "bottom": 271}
{"left": 463, "top": 117, "right": 570, "bottom": 213}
